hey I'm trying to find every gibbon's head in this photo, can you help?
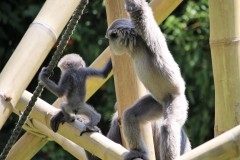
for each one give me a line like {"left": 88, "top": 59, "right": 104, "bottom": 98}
{"left": 106, "top": 18, "right": 137, "bottom": 55}
{"left": 58, "top": 53, "right": 86, "bottom": 72}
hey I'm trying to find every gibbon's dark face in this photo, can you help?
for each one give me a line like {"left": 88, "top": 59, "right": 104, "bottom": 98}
{"left": 106, "top": 18, "right": 137, "bottom": 55}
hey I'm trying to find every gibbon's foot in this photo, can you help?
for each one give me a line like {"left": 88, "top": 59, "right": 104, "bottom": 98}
{"left": 50, "top": 111, "right": 75, "bottom": 132}
{"left": 124, "top": 150, "right": 149, "bottom": 160}
{"left": 80, "top": 125, "right": 100, "bottom": 136}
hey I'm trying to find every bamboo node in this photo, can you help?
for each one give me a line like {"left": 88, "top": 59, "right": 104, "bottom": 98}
{"left": 209, "top": 37, "right": 240, "bottom": 46}
{"left": 31, "top": 21, "right": 58, "bottom": 41}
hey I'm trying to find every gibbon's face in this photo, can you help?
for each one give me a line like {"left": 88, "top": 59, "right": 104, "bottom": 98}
{"left": 106, "top": 19, "right": 136, "bottom": 55}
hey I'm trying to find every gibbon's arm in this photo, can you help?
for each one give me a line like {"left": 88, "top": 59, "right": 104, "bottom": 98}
{"left": 125, "top": 0, "right": 165, "bottom": 54}
{"left": 85, "top": 58, "right": 112, "bottom": 78}
{"left": 39, "top": 67, "right": 67, "bottom": 97}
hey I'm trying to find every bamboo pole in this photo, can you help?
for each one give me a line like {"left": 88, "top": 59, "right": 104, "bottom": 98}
{"left": 6, "top": 132, "right": 48, "bottom": 160}
{"left": 179, "top": 125, "right": 240, "bottom": 160}
{"left": 9, "top": 111, "right": 88, "bottom": 160}
{"left": 24, "top": 119, "right": 88, "bottom": 160}
{"left": 209, "top": 0, "right": 240, "bottom": 136}
{"left": 0, "top": 0, "right": 81, "bottom": 129}
{"left": 105, "top": 1, "right": 155, "bottom": 159}
{"left": 15, "top": 91, "right": 128, "bottom": 160}
{"left": 150, "top": 0, "right": 183, "bottom": 24}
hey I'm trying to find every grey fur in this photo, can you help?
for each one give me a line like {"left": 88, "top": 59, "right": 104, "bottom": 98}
{"left": 38, "top": 53, "right": 112, "bottom": 134}
{"left": 106, "top": 0, "right": 191, "bottom": 159}
{"left": 106, "top": 113, "right": 191, "bottom": 160}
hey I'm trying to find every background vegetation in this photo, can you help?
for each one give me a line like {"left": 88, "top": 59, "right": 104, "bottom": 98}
{"left": 0, "top": 0, "right": 214, "bottom": 159}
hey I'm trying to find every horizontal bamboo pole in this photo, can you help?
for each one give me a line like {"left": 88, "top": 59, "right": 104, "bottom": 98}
{"left": 6, "top": 132, "right": 48, "bottom": 160}
{"left": 179, "top": 125, "right": 240, "bottom": 160}
{"left": 16, "top": 91, "right": 128, "bottom": 160}
{"left": 0, "top": 0, "right": 81, "bottom": 129}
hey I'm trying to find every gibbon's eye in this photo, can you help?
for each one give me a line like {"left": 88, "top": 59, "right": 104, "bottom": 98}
{"left": 109, "top": 31, "right": 118, "bottom": 39}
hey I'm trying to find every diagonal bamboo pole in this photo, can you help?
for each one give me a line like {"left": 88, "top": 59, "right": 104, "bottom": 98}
{"left": 209, "top": 0, "right": 240, "bottom": 136}
{"left": 0, "top": 0, "right": 81, "bottom": 129}
{"left": 16, "top": 91, "right": 128, "bottom": 160}
{"left": 5, "top": 132, "right": 48, "bottom": 160}
{"left": 151, "top": 0, "right": 183, "bottom": 24}
{"left": 179, "top": 125, "right": 240, "bottom": 160}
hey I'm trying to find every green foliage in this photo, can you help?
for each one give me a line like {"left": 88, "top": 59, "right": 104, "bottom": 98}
{"left": 0, "top": 0, "right": 214, "bottom": 158}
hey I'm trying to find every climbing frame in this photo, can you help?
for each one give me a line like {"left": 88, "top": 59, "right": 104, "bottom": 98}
{"left": 1, "top": 0, "right": 240, "bottom": 160}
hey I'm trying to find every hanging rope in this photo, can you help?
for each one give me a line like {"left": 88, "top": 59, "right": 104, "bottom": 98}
{"left": 0, "top": 0, "right": 88, "bottom": 159}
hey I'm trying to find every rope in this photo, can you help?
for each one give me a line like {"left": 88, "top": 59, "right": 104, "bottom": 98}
{"left": 0, "top": 0, "right": 88, "bottom": 159}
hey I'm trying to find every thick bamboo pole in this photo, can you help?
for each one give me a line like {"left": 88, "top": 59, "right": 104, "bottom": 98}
{"left": 105, "top": 1, "right": 155, "bottom": 159}
{"left": 0, "top": 0, "right": 81, "bottom": 129}
{"left": 209, "top": 0, "right": 240, "bottom": 136}
{"left": 179, "top": 125, "right": 240, "bottom": 160}
{"left": 16, "top": 91, "right": 128, "bottom": 160}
